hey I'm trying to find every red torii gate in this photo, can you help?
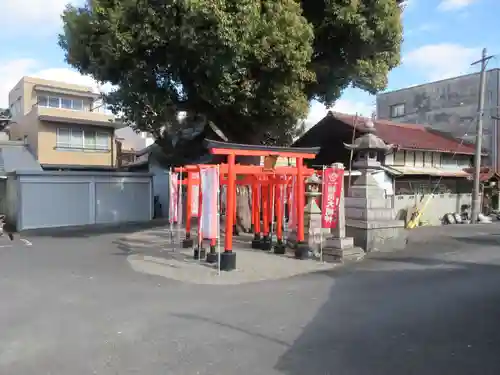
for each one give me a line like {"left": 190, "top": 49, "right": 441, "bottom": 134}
{"left": 176, "top": 139, "right": 320, "bottom": 271}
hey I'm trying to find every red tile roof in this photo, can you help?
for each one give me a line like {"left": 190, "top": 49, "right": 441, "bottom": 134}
{"left": 331, "top": 112, "right": 477, "bottom": 155}
{"left": 462, "top": 167, "right": 500, "bottom": 181}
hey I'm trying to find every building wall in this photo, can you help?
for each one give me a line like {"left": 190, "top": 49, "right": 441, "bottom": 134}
{"left": 384, "top": 149, "right": 472, "bottom": 168}
{"left": 7, "top": 76, "right": 119, "bottom": 167}
{"left": 10, "top": 171, "right": 153, "bottom": 230}
{"left": 8, "top": 108, "right": 40, "bottom": 155}
{"left": 380, "top": 150, "right": 474, "bottom": 226}
{"left": 38, "top": 121, "right": 115, "bottom": 166}
{"left": 377, "top": 69, "right": 500, "bottom": 168}
{"left": 9, "top": 76, "right": 97, "bottom": 118}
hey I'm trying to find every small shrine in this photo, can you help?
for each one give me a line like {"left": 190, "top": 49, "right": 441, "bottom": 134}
{"left": 343, "top": 118, "right": 407, "bottom": 252}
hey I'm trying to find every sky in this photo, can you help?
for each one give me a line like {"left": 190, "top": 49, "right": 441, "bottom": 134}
{"left": 0, "top": 0, "right": 498, "bottom": 128}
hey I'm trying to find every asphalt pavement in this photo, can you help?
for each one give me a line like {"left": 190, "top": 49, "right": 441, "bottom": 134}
{"left": 0, "top": 225, "right": 500, "bottom": 374}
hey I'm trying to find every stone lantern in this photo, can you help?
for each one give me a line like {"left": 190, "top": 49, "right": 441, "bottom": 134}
{"left": 344, "top": 117, "right": 394, "bottom": 171}
{"left": 298, "top": 172, "right": 328, "bottom": 259}
{"left": 305, "top": 173, "right": 322, "bottom": 205}
{"left": 342, "top": 117, "right": 407, "bottom": 253}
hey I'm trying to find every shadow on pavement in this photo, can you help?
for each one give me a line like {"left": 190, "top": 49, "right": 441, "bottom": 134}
{"left": 21, "top": 220, "right": 171, "bottom": 238}
{"left": 275, "top": 253, "right": 500, "bottom": 375}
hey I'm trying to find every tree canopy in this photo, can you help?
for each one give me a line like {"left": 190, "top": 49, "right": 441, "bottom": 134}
{"left": 59, "top": 0, "right": 403, "bottom": 150}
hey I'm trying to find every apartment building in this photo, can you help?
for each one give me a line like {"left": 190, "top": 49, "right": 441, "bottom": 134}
{"left": 376, "top": 68, "right": 500, "bottom": 170}
{"left": 8, "top": 76, "right": 124, "bottom": 169}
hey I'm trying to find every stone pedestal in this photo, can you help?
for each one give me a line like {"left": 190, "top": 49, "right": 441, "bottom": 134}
{"left": 345, "top": 172, "right": 406, "bottom": 252}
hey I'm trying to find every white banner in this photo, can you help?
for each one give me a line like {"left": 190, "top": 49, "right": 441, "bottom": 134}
{"left": 288, "top": 176, "right": 297, "bottom": 230}
{"left": 169, "top": 172, "right": 179, "bottom": 223}
{"left": 191, "top": 185, "right": 199, "bottom": 216}
{"left": 200, "top": 167, "right": 220, "bottom": 239}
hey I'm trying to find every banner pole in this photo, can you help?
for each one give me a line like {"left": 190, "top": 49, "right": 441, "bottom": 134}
{"left": 283, "top": 176, "right": 289, "bottom": 244}
{"left": 177, "top": 167, "right": 183, "bottom": 251}
{"left": 320, "top": 166, "right": 326, "bottom": 263}
{"left": 270, "top": 179, "right": 276, "bottom": 250}
{"left": 169, "top": 168, "right": 174, "bottom": 247}
{"left": 217, "top": 165, "right": 221, "bottom": 276}
{"left": 198, "top": 169, "right": 203, "bottom": 263}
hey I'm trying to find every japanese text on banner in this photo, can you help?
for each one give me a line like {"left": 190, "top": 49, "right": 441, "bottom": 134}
{"left": 321, "top": 168, "right": 344, "bottom": 229}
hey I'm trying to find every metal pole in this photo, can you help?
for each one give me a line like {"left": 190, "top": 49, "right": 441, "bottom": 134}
{"left": 471, "top": 48, "right": 492, "bottom": 223}
{"left": 320, "top": 165, "right": 326, "bottom": 263}
{"left": 270, "top": 183, "right": 275, "bottom": 250}
{"left": 217, "top": 165, "right": 221, "bottom": 276}
{"left": 348, "top": 113, "right": 359, "bottom": 190}
{"left": 169, "top": 168, "right": 174, "bottom": 246}
{"left": 177, "top": 167, "right": 183, "bottom": 248}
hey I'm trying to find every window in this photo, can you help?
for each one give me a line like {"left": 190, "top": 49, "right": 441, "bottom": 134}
{"left": 38, "top": 95, "right": 48, "bottom": 107}
{"left": 56, "top": 128, "right": 71, "bottom": 148}
{"left": 61, "top": 98, "right": 73, "bottom": 109}
{"left": 441, "top": 153, "right": 456, "bottom": 167}
{"left": 96, "top": 132, "right": 109, "bottom": 150}
{"left": 404, "top": 151, "right": 415, "bottom": 166}
{"left": 72, "top": 99, "right": 83, "bottom": 111}
{"left": 49, "top": 97, "right": 60, "bottom": 108}
{"left": 424, "top": 152, "right": 433, "bottom": 167}
{"left": 56, "top": 128, "right": 110, "bottom": 151}
{"left": 414, "top": 151, "right": 424, "bottom": 167}
{"left": 433, "top": 152, "right": 442, "bottom": 167}
{"left": 390, "top": 103, "right": 405, "bottom": 118}
{"left": 394, "top": 151, "right": 405, "bottom": 165}
{"left": 37, "top": 95, "right": 85, "bottom": 111}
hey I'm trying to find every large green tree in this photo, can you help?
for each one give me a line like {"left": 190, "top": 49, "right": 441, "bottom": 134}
{"left": 59, "top": 0, "right": 403, "bottom": 150}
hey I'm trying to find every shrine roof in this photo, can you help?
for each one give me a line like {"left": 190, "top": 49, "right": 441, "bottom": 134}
{"left": 204, "top": 139, "right": 320, "bottom": 157}
{"left": 330, "top": 112, "right": 478, "bottom": 155}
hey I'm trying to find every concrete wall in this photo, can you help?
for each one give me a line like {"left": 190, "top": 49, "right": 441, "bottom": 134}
{"left": 0, "top": 180, "right": 6, "bottom": 215}
{"left": 9, "top": 171, "right": 153, "bottom": 231}
{"left": 392, "top": 178, "right": 474, "bottom": 226}
{"left": 6, "top": 178, "right": 19, "bottom": 227}
{"left": 394, "top": 192, "right": 473, "bottom": 226}
{"left": 377, "top": 69, "right": 500, "bottom": 168}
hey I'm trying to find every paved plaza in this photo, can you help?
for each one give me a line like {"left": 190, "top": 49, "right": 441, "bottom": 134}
{"left": 118, "top": 229, "right": 336, "bottom": 285}
{"left": 0, "top": 224, "right": 500, "bottom": 374}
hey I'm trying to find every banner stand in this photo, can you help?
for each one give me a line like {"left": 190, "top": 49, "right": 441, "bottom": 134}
{"left": 320, "top": 165, "right": 345, "bottom": 262}
{"left": 217, "top": 165, "right": 221, "bottom": 276}
{"left": 270, "top": 183, "right": 275, "bottom": 250}
{"left": 176, "top": 167, "right": 183, "bottom": 251}
{"left": 320, "top": 166, "right": 326, "bottom": 263}
{"left": 168, "top": 168, "right": 174, "bottom": 248}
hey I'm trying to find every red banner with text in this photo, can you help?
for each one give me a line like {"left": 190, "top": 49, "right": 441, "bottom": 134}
{"left": 321, "top": 167, "right": 344, "bottom": 229}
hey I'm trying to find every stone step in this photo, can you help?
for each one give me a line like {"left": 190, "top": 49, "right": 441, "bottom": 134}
{"left": 322, "top": 247, "right": 365, "bottom": 263}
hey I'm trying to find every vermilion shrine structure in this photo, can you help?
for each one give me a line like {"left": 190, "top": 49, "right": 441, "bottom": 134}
{"left": 175, "top": 140, "right": 320, "bottom": 271}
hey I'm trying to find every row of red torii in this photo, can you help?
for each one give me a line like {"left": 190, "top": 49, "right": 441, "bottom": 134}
{"left": 173, "top": 140, "right": 322, "bottom": 271}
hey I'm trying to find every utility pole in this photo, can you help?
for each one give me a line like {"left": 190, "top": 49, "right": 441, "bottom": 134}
{"left": 471, "top": 48, "right": 493, "bottom": 223}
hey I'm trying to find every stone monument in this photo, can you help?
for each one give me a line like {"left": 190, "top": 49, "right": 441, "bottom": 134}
{"left": 322, "top": 163, "right": 365, "bottom": 262}
{"left": 343, "top": 118, "right": 407, "bottom": 252}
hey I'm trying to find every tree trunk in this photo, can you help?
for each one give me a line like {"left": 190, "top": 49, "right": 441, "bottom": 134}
{"left": 236, "top": 186, "right": 252, "bottom": 232}
{"left": 234, "top": 155, "right": 260, "bottom": 233}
